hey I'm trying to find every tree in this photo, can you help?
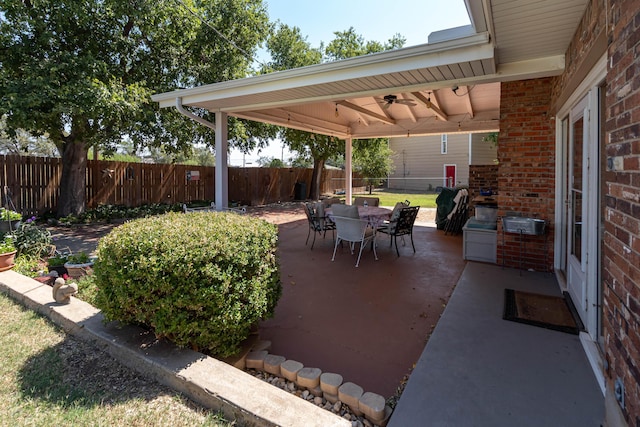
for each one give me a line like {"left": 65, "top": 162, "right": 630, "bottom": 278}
{"left": 257, "top": 156, "right": 285, "bottom": 168}
{"left": 0, "top": 115, "right": 58, "bottom": 156}
{"left": 352, "top": 139, "right": 395, "bottom": 194}
{"left": 0, "top": 0, "right": 272, "bottom": 216}
{"left": 324, "top": 27, "right": 406, "bottom": 62}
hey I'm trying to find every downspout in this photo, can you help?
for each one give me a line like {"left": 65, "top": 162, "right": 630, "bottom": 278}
{"left": 176, "top": 97, "right": 216, "bottom": 130}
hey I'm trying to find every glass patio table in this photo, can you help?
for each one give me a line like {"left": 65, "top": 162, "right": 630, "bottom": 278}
{"left": 325, "top": 205, "right": 392, "bottom": 228}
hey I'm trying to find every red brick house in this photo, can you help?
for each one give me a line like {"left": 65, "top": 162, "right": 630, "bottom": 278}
{"left": 153, "top": 0, "right": 640, "bottom": 424}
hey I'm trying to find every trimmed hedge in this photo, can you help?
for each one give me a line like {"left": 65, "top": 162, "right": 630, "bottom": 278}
{"left": 94, "top": 211, "right": 281, "bottom": 358}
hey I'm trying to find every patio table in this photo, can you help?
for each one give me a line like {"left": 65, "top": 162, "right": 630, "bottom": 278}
{"left": 326, "top": 205, "right": 391, "bottom": 228}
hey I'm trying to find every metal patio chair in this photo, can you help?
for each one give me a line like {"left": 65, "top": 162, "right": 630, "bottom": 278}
{"left": 304, "top": 202, "right": 336, "bottom": 249}
{"left": 376, "top": 206, "right": 420, "bottom": 256}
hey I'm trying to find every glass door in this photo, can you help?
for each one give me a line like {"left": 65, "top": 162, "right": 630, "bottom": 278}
{"left": 567, "top": 96, "right": 588, "bottom": 324}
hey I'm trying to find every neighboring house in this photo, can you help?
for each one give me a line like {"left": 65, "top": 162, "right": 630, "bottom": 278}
{"left": 388, "top": 133, "right": 496, "bottom": 191}
{"left": 152, "top": 0, "right": 640, "bottom": 424}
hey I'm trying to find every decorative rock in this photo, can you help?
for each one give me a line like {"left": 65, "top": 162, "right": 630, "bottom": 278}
{"left": 281, "top": 360, "right": 304, "bottom": 382}
{"left": 313, "top": 396, "right": 324, "bottom": 405}
{"left": 263, "top": 354, "right": 286, "bottom": 376}
{"left": 352, "top": 420, "right": 364, "bottom": 427}
{"left": 287, "top": 381, "right": 296, "bottom": 391}
{"left": 296, "top": 367, "right": 321, "bottom": 389}
{"left": 338, "top": 382, "right": 364, "bottom": 414}
{"left": 342, "top": 413, "right": 351, "bottom": 421}
{"left": 333, "top": 401, "right": 342, "bottom": 413}
{"left": 363, "top": 419, "right": 373, "bottom": 427}
{"left": 358, "top": 392, "right": 386, "bottom": 421}
{"left": 302, "top": 390, "right": 310, "bottom": 399}
{"left": 367, "top": 405, "right": 393, "bottom": 427}
{"left": 324, "top": 391, "right": 339, "bottom": 404}
{"left": 245, "top": 350, "right": 268, "bottom": 370}
{"left": 309, "top": 384, "right": 323, "bottom": 397}
{"left": 320, "top": 372, "right": 343, "bottom": 395}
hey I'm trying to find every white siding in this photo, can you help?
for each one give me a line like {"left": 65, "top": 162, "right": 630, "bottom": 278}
{"left": 388, "top": 133, "right": 493, "bottom": 191}
{"left": 469, "top": 133, "right": 498, "bottom": 165}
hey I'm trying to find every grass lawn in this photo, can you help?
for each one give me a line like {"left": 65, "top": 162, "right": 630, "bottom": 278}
{"left": 0, "top": 293, "right": 232, "bottom": 427}
{"left": 351, "top": 189, "right": 439, "bottom": 208}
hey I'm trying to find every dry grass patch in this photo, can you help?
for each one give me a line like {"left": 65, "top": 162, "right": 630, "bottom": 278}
{"left": 0, "top": 293, "right": 233, "bottom": 427}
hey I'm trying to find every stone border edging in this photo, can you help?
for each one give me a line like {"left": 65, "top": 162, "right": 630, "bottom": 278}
{"left": 0, "top": 270, "right": 349, "bottom": 427}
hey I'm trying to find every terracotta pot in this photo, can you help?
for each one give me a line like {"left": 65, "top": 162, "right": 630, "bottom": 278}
{"left": 64, "top": 261, "right": 94, "bottom": 279}
{"left": 0, "top": 250, "right": 17, "bottom": 272}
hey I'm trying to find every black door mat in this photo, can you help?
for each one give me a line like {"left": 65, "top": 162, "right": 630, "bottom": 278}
{"left": 503, "top": 288, "right": 584, "bottom": 335}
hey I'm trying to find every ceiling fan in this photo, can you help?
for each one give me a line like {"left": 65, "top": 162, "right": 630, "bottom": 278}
{"left": 376, "top": 94, "right": 416, "bottom": 109}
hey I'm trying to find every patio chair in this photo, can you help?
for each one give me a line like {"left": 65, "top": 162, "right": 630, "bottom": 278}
{"left": 304, "top": 202, "right": 336, "bottom": 249}
{"left": 331, "top": 216, "right": 378, "bottom": 267}
{"left": 330, "top": 203, "right": 359, "bottom": 219}
{"left": 321, "top": 197, "right": 342, "bottom": 208}
{"left": 376, "top": 206, "right": 420, "bottom": 256}
{"left": 354, "top": 196, "right": 380, "bottom": 207}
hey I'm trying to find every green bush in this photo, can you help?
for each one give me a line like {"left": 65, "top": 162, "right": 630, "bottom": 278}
{"left": 94, "top": 211, "right": 281, "bottom": 358}
{"left": 11, "top": 220, "right": 53, "bottom": 258}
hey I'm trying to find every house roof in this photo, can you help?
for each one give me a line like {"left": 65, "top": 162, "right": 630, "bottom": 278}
{"left": 151, "top": 0, "right": 589, "bottom": 139}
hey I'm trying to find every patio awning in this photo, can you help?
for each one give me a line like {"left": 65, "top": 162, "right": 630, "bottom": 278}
{"left": 150, "top": 0, "right": 589, "bottom": 208}
{"left": 152, "top": 32, "right": 505, "bottom": 139}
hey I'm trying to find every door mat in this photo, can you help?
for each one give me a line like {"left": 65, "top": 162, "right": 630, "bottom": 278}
{"left": 503, "top": 289, "right": 583, "bottom": 335}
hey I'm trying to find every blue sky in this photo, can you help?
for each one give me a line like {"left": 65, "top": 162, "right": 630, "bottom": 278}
{"left": 229, "top": 0, "right": 471, "bottom": 166}
{"left": 264, "top": 0, "right": 470, "bottom": 49}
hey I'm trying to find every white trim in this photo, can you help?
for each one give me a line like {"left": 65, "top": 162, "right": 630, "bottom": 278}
{"left": 345, "top": 138, "right": 353, "bottom": 205}
{"left": 152, "top": 33, "right": 494, "bottom": 107}
{"left": 441, "top": 134, "right": 448, "bottom": 154}
{"left": 580, "top": 332, "right": 606, "bottom": 395}
{"left": 215, "top": 111, "right": 228, "bottom": 210}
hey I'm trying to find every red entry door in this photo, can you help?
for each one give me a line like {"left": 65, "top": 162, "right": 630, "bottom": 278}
{"left": 445, "top": 165, "right": 456, "bottom": 188}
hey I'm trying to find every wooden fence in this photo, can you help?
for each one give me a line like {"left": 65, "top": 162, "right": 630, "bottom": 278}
{"left": 0, "top": 155, "right": 359, "bottom": 216}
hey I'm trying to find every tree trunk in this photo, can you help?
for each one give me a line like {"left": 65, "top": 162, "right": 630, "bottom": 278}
{"left": 57, "top": 141, "right": 88, "bottom": 217}
{"left": 309, "top": 157, "right": 325, "bottom": 200}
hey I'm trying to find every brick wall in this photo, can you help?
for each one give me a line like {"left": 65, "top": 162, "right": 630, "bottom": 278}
{"left": 468, "top": 165, "right": 498, "bottom": 202}
{"left": 603, "top": 0, "right": 640, "bottom": 425}
{"left": 497, "top": 78, "right": 555, "bottom": 271}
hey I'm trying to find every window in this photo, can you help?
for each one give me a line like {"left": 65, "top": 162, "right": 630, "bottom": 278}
{"left": 441, "top": 134, "right": 448, "bottom": 154}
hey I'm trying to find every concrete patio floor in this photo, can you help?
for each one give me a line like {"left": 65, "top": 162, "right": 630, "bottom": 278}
{"left": 389, "top": 262, "right": 605, "bottom": 426}
{"left": 44, "top": 205, "right": 605, "bottom": 425}
{"left": 261, "top": 215, "right": 465, "bottom": 399}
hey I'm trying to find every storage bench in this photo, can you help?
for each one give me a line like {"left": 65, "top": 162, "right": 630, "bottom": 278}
{"left": 462, "top": 218, "right": 497, "bottom": 263}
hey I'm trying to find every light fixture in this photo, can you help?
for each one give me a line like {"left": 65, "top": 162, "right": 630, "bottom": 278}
{"left": 407, "top": 130, "right": 410, "bottom": 138}
{"left": 452, "top": 86, "right": 459, "bottom": 94}
{"left": 335, "top": 104, "right": 339, "bottom": 118}
{"left": 458, "top": 122, "right": 461, "bottom": 131}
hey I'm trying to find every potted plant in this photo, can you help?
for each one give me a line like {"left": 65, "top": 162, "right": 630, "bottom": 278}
{"left": 0, "top": 234, "right": 17, "bottom": 271}
{"left": 47, "top": 254, "right": 69, "bottom": 276}
{"left": 0, "top": 208, "right": 21, "bottom": 233}
{"left": 64, "top": 251, "right": 94, "bottom": 279}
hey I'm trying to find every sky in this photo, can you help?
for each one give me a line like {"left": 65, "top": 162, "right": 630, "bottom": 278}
{"left": 228, "top": 0, "right": 471, "bottom": 166}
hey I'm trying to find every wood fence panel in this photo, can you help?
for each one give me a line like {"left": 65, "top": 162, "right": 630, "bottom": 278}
{"left": 1, "top": 155, "right": 351, "bottom": 214}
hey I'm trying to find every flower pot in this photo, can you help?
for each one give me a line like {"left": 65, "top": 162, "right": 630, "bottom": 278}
{"left": 0, "top": 250, "right": 17, "bottom": 272}
{"left": 0, "top": 220, "right": 20, "bottom": 233}
{"left": 64, "top": 261, "right": 94, "bottom": 279}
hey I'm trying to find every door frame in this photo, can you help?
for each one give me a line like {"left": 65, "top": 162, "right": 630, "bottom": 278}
{"left": 555, "top": 54, "right": 606, "bottom": 393}
{"left": 443, "top": 164, "right": 456, "bottom": 188}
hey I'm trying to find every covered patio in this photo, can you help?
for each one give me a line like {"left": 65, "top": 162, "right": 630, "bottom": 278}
{"left": 150, "top": 0, "right": 622, "bottom": 424}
